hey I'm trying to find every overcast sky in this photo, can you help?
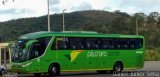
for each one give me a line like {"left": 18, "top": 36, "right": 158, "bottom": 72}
{"left": 0, "top": 0, "right": 160, "bottom": 22}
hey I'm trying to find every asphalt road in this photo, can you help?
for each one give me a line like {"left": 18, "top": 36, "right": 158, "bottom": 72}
{"left": 4, "top": 61, "right": 160, "bottom": 77}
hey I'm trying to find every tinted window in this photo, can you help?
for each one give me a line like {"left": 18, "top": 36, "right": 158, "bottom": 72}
{"left": 56, "top": 37, "right": 69, "bottom": 50}
{"left": 116, "top": 39, "right": 128, "bottom": 49}
{"left": 115, "top": 38, "right": 143, "bottom": 49}
{"left": 51, "top": 37, "right": 143, "bottom": 50}
{"left": 100, "top": 38, "right": 143, "bottom": 50}
{"left": 129, "top": 38, "right": 143, "bottom": 49}
{"left": 100, "top": 39, "right": 115, "bottom": 49}
{"left": 68, "top": 37, "right": 84, "bottom": 49}
{"left": 86, "top": 38, "right": 100, "bottom": 49}
{"left": 30, "top": 37, "right": 52, "bottom": 59}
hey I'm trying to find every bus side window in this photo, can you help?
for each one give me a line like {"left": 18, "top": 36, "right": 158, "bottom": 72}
{"left": 116, "top": 39, "right": 129, "bottom": 49}
{"left": 128, "top": 38, "right": 143, "bottom": 49}
{"left": 68, "top": 37, "right": 84, "bottom": 50}
{"left": 52, "top": 41, "right": 56, "bottom": 50}
{"left": 30, "top": 37, "right": 51, "bottom": 59}
{"left": 86, "top": 38, "right": 100, "bottom": 49}
{"left": 57, "top": 38, "right": 68, "bottom": 50}
{"left": 139, "top": 39, "right": 143, "bottom": 48}
{"left": 101, "top": 40, "right": 107, "bottom": 49}
{"left": 101, "top": 39, "right": 115, "bottom": 49}
{"left": 129, "top": 39, "right": 136, "bottom": 49}
{"left": 135, "top": 38, "right": 143, "bottom": 49}
{"left": 116, "top": 39, "right": 121, "bottom": 49}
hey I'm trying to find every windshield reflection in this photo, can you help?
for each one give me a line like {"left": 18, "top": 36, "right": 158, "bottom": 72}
{"left": 11, "top": 37, "right": 51, "bottom": 62}
{"left": 11, "top": 40, "right": 29, "bottom": 62}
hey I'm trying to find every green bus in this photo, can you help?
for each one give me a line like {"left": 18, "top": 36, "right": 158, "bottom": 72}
{"left": 10, "top": 31, "right": 145, "bottom": 76}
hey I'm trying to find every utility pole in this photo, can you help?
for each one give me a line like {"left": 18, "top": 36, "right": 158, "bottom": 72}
{"left": 136, "top": 18, "right": 139, "bottom": 35}
{"left": 63, "top": 9, "right": 67, "bottom": 31}
{"left": 47, "top": 0, "right": 50, "bottom": 32}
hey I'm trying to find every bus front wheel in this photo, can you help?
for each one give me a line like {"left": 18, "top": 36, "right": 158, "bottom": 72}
{"left": 48, "top": 64, "right": 60, "bottom": 76}
{"left": 113, "top": 62, "right": 123, "bottom": 73}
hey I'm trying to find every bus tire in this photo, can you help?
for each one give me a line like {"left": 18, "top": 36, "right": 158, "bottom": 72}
{"left": 33, "top": 73, "right": 41, "bottom": 77}
{"left": 113, "top": 62, "right": 123, "bottom": 73}
{"left": 48, "top": 63, "right": 60, "bottom": 76}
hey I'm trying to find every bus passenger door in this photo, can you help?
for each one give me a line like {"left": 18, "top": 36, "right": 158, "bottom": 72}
{"left": 26, "top": 40, "right": 40, "bottom": 72}
{"left": 29, "top": 37, "right": 52, "bottom": 72}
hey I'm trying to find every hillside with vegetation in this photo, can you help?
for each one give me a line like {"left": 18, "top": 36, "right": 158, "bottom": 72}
{"left": 0, "top": 10, "right": 160, "bottom": 60}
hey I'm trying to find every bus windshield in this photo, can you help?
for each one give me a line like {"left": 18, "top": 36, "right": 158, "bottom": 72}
{"left": 11, "top": 37, "right": 52, "bottom": 62}
{"left": 11, "top": 40, "right": 29, "bottom": 62}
